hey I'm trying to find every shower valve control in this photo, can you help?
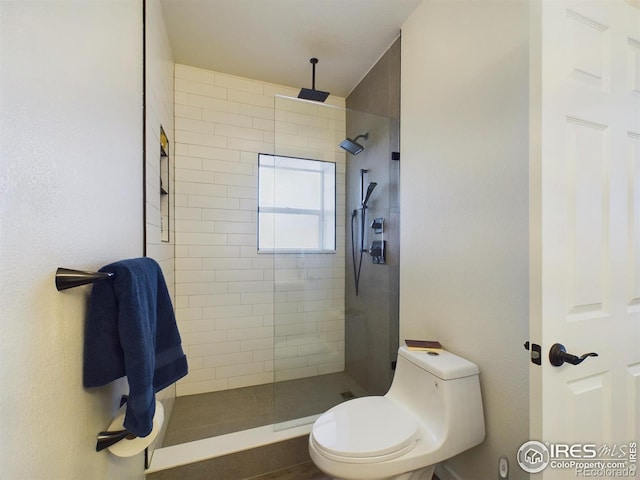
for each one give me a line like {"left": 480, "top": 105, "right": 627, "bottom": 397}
{"left": 371, "top": 217, "right": 384, "bottom": 234}
{"left": 368, "top": 240, "right": 386, "bottom": 264}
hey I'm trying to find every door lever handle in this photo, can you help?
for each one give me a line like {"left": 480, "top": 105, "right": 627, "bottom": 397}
{"left": 549, "top": 343, "right": 598, "bottom": 367}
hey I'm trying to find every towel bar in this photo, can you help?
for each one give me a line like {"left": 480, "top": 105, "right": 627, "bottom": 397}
{"left": 55, "top": 267, "right": 115, "bottom": 291}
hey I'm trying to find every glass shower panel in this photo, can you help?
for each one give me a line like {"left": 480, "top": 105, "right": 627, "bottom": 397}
{"left": 271, "top": 95, "right": 400, "bottom": 431}
{"left": 271, "top": 95, "right": 347, "bottom": 429}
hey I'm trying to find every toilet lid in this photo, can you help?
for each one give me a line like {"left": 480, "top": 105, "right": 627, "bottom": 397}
{"left": 312, "top": 396, "right": 419, "bottom": 460}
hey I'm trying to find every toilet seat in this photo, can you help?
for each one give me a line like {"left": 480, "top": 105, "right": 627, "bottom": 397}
{"left": 311, "top": 396, "right": 419, "bottom": 463}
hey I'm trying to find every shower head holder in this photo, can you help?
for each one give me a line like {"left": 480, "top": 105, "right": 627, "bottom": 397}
{"left": 339, "top": 132, "right": 369, "bottom": 156}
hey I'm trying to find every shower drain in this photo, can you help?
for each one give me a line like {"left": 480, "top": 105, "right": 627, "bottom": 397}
{"left": 340, "top": 391, "right": 356, "bottom": 400}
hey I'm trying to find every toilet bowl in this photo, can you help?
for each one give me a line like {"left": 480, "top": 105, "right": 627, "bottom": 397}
{"left": 309, "top": 346, "right": 485, "bottom": 480}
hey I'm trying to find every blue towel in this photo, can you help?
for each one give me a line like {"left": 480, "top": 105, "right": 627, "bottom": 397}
{"left": 83, "top": 257, "right": 188, "bottom": 437}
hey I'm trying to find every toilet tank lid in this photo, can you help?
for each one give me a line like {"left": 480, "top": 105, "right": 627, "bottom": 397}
{"left": 398, "top": 346, "right": 479, "bottom": 380}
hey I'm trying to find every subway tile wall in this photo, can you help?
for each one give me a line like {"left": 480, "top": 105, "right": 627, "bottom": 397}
{"left": 174, "top": 64, "right": 346, "bottom": 396}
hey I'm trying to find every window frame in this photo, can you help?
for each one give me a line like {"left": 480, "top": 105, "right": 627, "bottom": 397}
{"left": 257, "top": 153, "right": 336, "bottom": 253}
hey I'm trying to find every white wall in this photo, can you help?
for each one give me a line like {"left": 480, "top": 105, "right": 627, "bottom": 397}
{"left": 0, "top": 1, "right": 145, "bottom": 479}
{"left": 172, "top": 64, "right": 347, "bottom": 395}
{"left": 400, "top": 1, "right": 530, "bottom": 479}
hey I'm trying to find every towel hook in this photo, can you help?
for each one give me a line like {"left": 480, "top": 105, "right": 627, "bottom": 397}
{"left": 55, "top": 267, "right": 115, "bottom": 291}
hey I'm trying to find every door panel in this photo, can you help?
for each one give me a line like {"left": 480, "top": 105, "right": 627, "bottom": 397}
{"left": 566, "top": 116, "right": 608, "bottom": 321}
{"left": 629, "top": 132, "right": 640, "bottom": 313}
{"left": 566, "top": 372, "right": 610, "bottom": 440}
{"left": 628, "top": 363, "right": 640, "bottom": 440}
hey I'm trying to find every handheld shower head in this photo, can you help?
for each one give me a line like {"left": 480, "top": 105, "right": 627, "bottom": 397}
{"left": 362, "top": 182, "right": 377, "bottom": 208}
{"left": 339, "top": 132, "right": 369, "bottom": 155}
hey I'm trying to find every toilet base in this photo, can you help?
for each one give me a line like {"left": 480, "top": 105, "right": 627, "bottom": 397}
{"left": 327, "top": 465, "right": 435, "bottom": 480}
{"left": 394, "top": 465, "right": 436, "bottom": 480}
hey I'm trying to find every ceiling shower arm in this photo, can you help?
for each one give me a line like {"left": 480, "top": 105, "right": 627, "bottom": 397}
{"left": 311, "top": 57, "right": 317, "bottom": 90}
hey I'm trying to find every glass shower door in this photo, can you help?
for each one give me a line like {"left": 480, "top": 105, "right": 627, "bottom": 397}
{"left": 267, "top": 95, "right": 347, "bottom": 429}
{"left": 269, "top": 95, "right": 399, "bottom": 430}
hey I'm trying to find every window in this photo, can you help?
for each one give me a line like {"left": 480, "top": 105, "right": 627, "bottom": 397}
{"left": 258, "top": 154, "right": 336, "bottom": 252}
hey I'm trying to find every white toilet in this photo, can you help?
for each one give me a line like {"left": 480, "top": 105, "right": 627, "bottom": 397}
{"left": 309, "top": 345, "right": 485, "bottom": 480}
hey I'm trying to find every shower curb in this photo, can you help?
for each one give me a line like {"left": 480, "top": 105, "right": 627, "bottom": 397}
{"left": 147, "top": 416, "right": 316, "bottom": 474}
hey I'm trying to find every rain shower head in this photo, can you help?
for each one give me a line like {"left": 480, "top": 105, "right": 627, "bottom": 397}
{"left": 339, "top": 132, "right": 369, "bottom": 155}
{"left": 362, "top": 182, "right": 377, "bottom": 207}
{"left": 298, "top": 58, "right": 330, "bottom": 102}
{"left": 298, "top": 88, "right": 330, "bottom": 102}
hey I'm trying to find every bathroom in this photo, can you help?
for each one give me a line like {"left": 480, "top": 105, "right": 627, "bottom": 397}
{"left": 5, "top": 0, "right": 636, "bottom": 479}
{"left": 0, "top": 1, "right": 531, "bottom": 478}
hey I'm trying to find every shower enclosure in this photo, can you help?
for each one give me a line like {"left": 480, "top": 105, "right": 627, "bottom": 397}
{"left": 161, "top": 92, "right": 399, "bottom": 447}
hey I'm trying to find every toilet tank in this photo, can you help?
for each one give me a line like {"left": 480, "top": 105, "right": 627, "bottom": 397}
{"left": 396, "top": 346, "right": 479, "bottom": 380}
{"left": 386, "top": 346, "right": 485, "bottom": 455}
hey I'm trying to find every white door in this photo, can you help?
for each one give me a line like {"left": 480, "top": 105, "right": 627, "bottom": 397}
{"left": 528, "top": 1, "right": 640, "bottom": 478}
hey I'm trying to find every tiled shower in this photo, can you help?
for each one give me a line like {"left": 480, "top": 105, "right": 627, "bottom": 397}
{"left": 163, "top": 37, "right": 401, "bottom": 449}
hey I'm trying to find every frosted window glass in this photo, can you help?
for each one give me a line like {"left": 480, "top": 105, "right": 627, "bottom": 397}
{"left": 258, "top": 154, "right": 335, "bottom": 252}
{"left": 259, "top": 213, "right": 320, "bottom": 250}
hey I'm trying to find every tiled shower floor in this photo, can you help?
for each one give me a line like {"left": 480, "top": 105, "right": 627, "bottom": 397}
{"left": 162, "top": 372, "right": 368, "bottom": 447}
